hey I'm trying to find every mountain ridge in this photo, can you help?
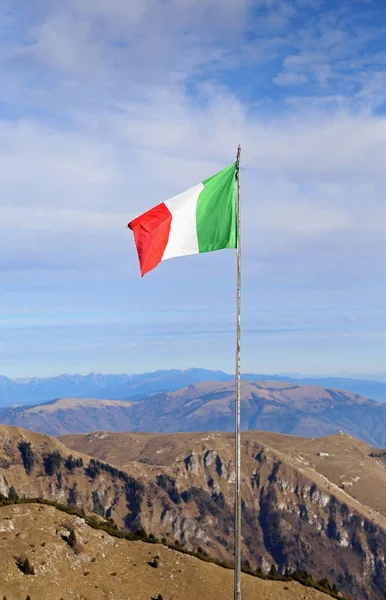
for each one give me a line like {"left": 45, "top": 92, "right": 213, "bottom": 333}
{"left": 2, "top": 379, "right": 386, "bottom": 446}
{"left": 3, "top": 368, "right": 386, "bottom": 406}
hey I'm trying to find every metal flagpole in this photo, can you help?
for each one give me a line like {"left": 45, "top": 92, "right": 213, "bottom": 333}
{"left": 234, "top": 144, "right": 242, "bottom": 600}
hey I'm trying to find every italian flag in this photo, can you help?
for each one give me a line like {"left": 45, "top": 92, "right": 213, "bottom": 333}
{"left": 128, "top": 163, "right": 237, "bottom": 276}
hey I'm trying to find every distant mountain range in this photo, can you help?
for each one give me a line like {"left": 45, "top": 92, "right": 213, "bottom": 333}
{"left": 3, "top": 368, "right": 386, "bottom": 406}
{"left": 2, "top": 380, "right": 386, "bottom": 447}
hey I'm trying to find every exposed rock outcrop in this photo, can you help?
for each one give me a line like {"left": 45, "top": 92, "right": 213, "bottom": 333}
{"left": 2, "top": 425, "right": 386, "bottom": 599}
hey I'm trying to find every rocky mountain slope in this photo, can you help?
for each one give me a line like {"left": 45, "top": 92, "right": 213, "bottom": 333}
{"left": 62, "top": 429, "right": 386, "bottom": 523}
{"left": 0, "top": 503, "right": 335, "bottom": 600}
{"left": 2, "top": 380, "right": 386, "bottom": 446}
{"left": 1, "top": 425, "right": 386, "bottom": 599}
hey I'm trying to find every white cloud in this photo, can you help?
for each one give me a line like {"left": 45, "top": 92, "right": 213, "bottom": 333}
{"left": 1, "top": 83, "right": 386, "bottom": 282}
{"left": 1, "top": 0, "right": 386, "bottom": 375}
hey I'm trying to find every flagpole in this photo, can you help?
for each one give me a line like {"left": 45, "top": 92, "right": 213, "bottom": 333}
{"left": 234, "top": 144, "right": 242, "bottom": 600}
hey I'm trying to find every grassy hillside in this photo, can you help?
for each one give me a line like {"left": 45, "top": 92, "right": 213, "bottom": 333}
{"left": 0, "top": 502, "right": 342, "bottom": 600}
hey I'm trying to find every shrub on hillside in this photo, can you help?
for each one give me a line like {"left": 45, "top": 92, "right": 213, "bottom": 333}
{"left": 65, "top": 455, "right": 83, "bottom": 471}
{"left": 18, "top": 441, "right": 35, "bottom": 474}
{"left": 156, "top": 474, "right": 181, "bottom": 504}
{"left": 148, "top": 557, "right": 159, "bottom": 568}
{"left": 68, "top": 482, "right": 78, "bottom": 506}
{"left": 268, "top": 564, "right": 280, "bottom": 579}
{"left": 0, "top": 488, "right": 19, "bottom": 506}
{"left": 318, "top": 578, "right": 332, "bottom": 592}
{"left": 43, "top": 452, "right": 63, "bottom": 476}
{"left": 62, "top": 526, "right": 83, "bottom": 554}
{"left": 16, "top": 556, "right": 35, "bottom": 575}
{"left": 68, "top": 529, "right": 77, "bottom": 548}
{"left": 92, "top": 490, "right": 105, "bottom": 516}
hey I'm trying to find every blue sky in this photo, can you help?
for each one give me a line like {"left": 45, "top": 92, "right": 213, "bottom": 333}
{"left": 1, "top": 0, "right": 386, "bottom": 378}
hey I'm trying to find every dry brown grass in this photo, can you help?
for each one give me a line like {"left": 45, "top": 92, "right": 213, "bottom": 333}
{"left": 0, "top": 503, "right": 333, "bottom": 600}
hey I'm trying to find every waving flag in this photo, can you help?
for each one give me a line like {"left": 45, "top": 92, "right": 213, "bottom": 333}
{"left": 128, "top": 163, "right": 237, "bottom": 276}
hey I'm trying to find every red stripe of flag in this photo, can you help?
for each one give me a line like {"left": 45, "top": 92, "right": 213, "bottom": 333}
{"left": 128, "top": 202, "right": 172, "bottom": 276}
